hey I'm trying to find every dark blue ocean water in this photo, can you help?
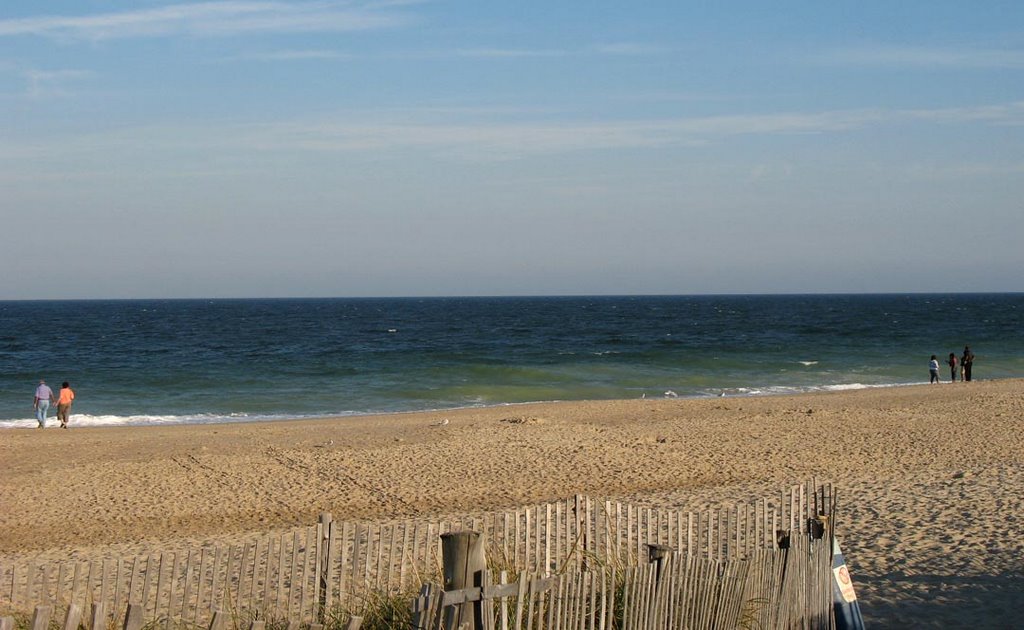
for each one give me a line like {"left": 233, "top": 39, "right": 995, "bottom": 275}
{"left": 1, "top": 294, "right": 1021, "bottom": 428}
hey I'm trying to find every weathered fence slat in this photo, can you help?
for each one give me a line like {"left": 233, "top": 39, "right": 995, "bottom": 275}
{"left": 123, "top": 602, "right": 143, "bottom": 630}
{"left": 29, "top": 605, "right": 50, "bottom": 630}
{"left": 63, "top": 603, "right": 83, "bottom": 630}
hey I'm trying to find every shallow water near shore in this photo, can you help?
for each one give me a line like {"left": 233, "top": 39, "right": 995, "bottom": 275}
{"left": 1, "top": 293, "right": 1022, "bottom": 427}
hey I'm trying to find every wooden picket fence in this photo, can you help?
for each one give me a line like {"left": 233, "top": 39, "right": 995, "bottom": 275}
{"left": 0, "top": 483, "right": 836, "bottom": 627}
{"left": 412, "top": 533, "right": 833, "bottom": 629}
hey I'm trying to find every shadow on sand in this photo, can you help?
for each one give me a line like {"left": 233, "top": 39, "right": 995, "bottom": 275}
{"left": 859, "top": 571, "right": 1024, "bottom": 629}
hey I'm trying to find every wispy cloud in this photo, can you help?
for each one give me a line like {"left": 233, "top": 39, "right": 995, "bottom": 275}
{"left": 451, "top": 43, "right": 671, "bottom": 59}
{"left": 220, "top": 102, "right": 1024, "bottom": 158}
{"left": 903, "top": 102, "right": 1024, "bottom": 125}
{"left": 5, "top": 101, "right": 1023, "bottom": 163}
{"left": 219, "top": 41, "right": 674, "bottom": 63}
{"left": 820, "top": 44, "right": 1024, "bottom": 69}
{"left": 23, "top": 68, "right": 92, "bottom": 99}
{"left": 225, "top": 49, "right": 355, "bottom": 62}
{"left": 594, "top": 42, "right": 673, "bottom": 56}
{"left": 232, "top": 109, "right": 893, "bottom": 156}
{"left": 453, "top": 48, "right": 569, "bottom": 58}
{"left": 905, "top": 161, "right": 1024, "bottom": 180}
{"left": 0, "top": 2, "right": 413, "bottom": 41}
{"left": 609, "top": 90, "right": 748, "bottom": 104}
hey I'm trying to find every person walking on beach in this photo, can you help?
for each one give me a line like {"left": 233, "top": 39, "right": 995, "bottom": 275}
{"left": 929, "top": 355, "right": 940, "bottom": 383}
{"left": 962, "top": 346, "right": 975, "bottom": 382}
{"left": 947, "top": 353, "right": 958, "bottom": 382}
{"left": 33, "top": 379, "right": 56, "bottom": 428}
{"left": 57, "top": 381, "right": 75, "bottom": 429}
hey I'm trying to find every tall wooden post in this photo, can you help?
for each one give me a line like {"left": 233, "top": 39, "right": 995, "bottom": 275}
{"left": 318, "top": 512, "right": 333, "bottom": 621}
{"left": 647, "top": 544, "right": 674, "bottom": 625}
{"left": 575, "top": 495, "right": 589, "bottom": 572}
{"left": 809, "top": 514, "right": 828, "bottom": 540}
{"left": 440, "top": 531, "right": 486, "bottom": 630}
{"left": 646, "top": 544, "right": 673, "bottom": 583}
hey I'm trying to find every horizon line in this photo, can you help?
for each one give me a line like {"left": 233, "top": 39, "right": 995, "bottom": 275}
{"left": 2, "top": 290, "right": 1022, "bottom": 302}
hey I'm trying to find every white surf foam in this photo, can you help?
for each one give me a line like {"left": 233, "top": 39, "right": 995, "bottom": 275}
{"left": 821, "top": 383, "right": 869, "bottom": 391}
{"left": 0, "top": 412, "right": 311, "bottom": 430}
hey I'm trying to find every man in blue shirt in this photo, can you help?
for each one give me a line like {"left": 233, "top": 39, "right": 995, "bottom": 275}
{"left": 34, "top": 380, "right": 56, "bottom": 428}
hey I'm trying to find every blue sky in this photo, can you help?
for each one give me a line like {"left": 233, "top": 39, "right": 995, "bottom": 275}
{"left": 2, "top": 1, "right": 1022, "bottom": 298}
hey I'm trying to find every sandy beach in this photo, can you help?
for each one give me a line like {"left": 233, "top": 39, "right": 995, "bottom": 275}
{"left": 2, "top": 380, "right": 1023, "bottom": 627}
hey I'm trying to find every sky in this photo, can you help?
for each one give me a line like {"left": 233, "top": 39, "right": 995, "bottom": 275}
{"left": 1, "top": 1, "right": 1022, "bottom": 299}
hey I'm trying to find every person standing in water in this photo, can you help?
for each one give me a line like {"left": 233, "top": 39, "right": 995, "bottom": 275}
{"left": 57, "top": 382, "right": 75, "bottom": 429}
{"left": 962, "top": 346, "right": 975, "bottom": 382}
{"left": 33, "top": 380, "right": 56, "bottom": 428}
{"left": 929, "top": 355, "right": 941, "bottom": 383}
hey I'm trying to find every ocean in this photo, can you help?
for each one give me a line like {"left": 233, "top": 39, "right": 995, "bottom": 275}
{"left": 1, "top": 294, "right": 1021, "bottom": 428}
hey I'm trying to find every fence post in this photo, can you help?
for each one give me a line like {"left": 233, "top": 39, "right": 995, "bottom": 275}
{"left": 775, "top": 531, "right": 791, "bottom": 550}
{"left": 808, "top": 515, "right": 828, "bottom": 540}
{"left": 0, "top": 617, "right": 13, "bottom": 630}
{"left": 575, "top": 495, "right": 589, "bottom": 572}
{"left": 344, "top": 615, "right": 363, "bottom": 630}
{"left": 647, "top": 544, "right": 674, "bottom": 626}
{"left": 318, "top": 512, "right": 332, "bottom": 621}
{"left": 441, "top": 531, "right": 486, "bottom": 630}
{"left": 646, "top": 544, "right": 674, "bottom": 583}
